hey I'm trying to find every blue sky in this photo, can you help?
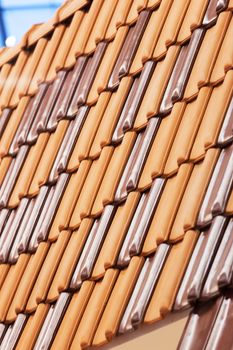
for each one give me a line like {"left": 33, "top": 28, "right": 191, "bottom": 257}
{"left": 0, "top": 0, "right": 62, "bottom": 46}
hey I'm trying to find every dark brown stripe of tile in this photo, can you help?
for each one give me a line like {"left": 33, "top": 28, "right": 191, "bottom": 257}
{"left": 174, "top": 216, "right": 227, "bottom": 310}
{"left": 27, "top": 71, "right": 67, "bottom": 141}
{"left": 68, "top": 42, "right": 107, "bottom": 114}
{"left": 70, "top": 205, "right": 115, "bottom": 289}
{"left": 117, "top": 178, "right": 165, "bottom": 267}
{"left": 9, "top": 84, "right": 47, "bottom": 155}
{"left": 49, "top": 106, "right": 88, "bottom": 183}
{"left": 218, "top": 96, "right": 233, "bottom": 146}
{"left": 112, "top": 61, "right": 155, "bottom": 143}
{"left": 0, "top": 109, "right": 11, "bottom": 139}
{"left": 108, "top": 10, "right": 151, "bottom": 90}
{"left": 119, "top": 244, "right": 170, "bottom": 333}
{"left": 202, "top": 0, "right": 228, "bottom": 26}
{"left": 0, "top": 198, "right": 28, "bottom": 263}
{"left": 115, "top": 118, "right": 160, "bottom": 202}
{"left": 178, "top": 297, "right": 223, "bottom": 350}
{"left": 51, "top": 56, "right": 87, "bottom": 122}
{"left": 28, "top": 173, "right": 69, "bottom": 252}
{"left": 0, "top": 145, "right": 28, "bottom": 208}
{"left": 202, "top": 219, "right": 233, "bottom": 298}
{"left": 160, "top": 29, "right": 204, "bottom": 115}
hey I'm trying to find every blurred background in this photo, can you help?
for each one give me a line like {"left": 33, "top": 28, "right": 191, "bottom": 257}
{"left": 0, "top": 0, "right": 63, "bottom": 47}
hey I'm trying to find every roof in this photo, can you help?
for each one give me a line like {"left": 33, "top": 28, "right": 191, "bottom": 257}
{"left": 0, "top": 0, "right": 232, "bottom": 349}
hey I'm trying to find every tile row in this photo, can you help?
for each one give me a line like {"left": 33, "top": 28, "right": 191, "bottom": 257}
{"left": 1, "top": 213, "right": 233, "bottom": 349}
{"left": 0, "top": 0, "right": 232, "bottom": 116}
{"left": 0, "top": 94, "right": 232, "bottom": 265}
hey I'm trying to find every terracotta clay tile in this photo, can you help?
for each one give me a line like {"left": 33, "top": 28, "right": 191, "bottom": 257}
{"left": 130, "top": 0, "right": 173, "bottom": 74}
{"left": 48, "top": 161, "right": 91, "bottom": 241}
{"left": 202, "top": 0, "right": 229, "bottom": 26}
{"left": 113, "top": 61, "right": 155, "bottom": 143}
{"left": 0, "top": 96, "right": 29, "bottom": 158}
{"left": 0, "top": 198, "right": 28, "bottom": 263}
{"left": 0, "top": 109, "right": 11, "bottom": 139}
{"left": 67, "top": 93, "right": 111, "bottom": 172}
{"left": 218, "top": 96, "right": 233, "bottom": 146}
{"left": 28, "top": 120, "right": 69, "bottom": 196}
{"left": 202, "top": 219, "right": 233, "bottom": 299}
{"left": 29, "top": 174, "right": 69, "bottom": 251}
{"left": 177, "top": 0, "right": 209, "bottom": 43}
{"left": 0, "top": 157, "right": 12, "bottom": 186}
{"left": 68, "top": 42, "right": 107, "bottom": 115}
{"left": 6, "top": 243, "right": 49, "bottom": 322}
{"left": 184, "top": 12, "right": 232, "bottom": 100}
{"left": 226, "top": 190, "right": 233, "bottom": 215}
{"left": 119, "top": 244, "right": 170, "bottom": 333}
{"left": 51, "top": 282, "right": 94, "bottom": 349}
{"left": 118, "top": 178, "right": 165, "bottom": 265}
{"left": 90, "top": 77, "right": 132, "bottom": 158}
{"left": 115, "top": 119, "right": 160, "bottom": 201}
{"left": 134, "top": 46, "right": 180, "bottom": 130}
{"left": 91, "top": 131, "right": 136, "bottom": 217}
{"left": 0, "top": 145, "right": 28, "bottom": 209}
{"left": 178, "top": 297, "right": 223, "bottom": 350}
{"left": 105, "top": 0, "right": 133, "bottom": 40}
{"left": 204, "top": 293, "right": 233, "bottom": 350}
{"left": 138, "top": 102, "right": 185, "bottom": 190}
{"left": 0, "top": 254, "right": 29, "bottom": 322}
{"left": 126, "top": 0, "right": 147, "bottom": 24}
{"left": 27, "top": 27, "right": 65, "bottom": 95}
{"left": 197, "top": 145, "right": 233, "bottom": 226}
{"left": 69, "top": 147, "right": 113, "bottom": 229}
{"left": 50, "top": 57, "right": 87, "bottom": 122}
{"left": 190, "top": 71, "right": 233, "bottom": 161}
{"left": 16, "top": 186, "right": 49, "bottom": 254}
{"left": 153, "top": 0, "right": 190, "bottom": 59}
{"left": 10, "top": 39, "right": 47, "bottom": 107}
{"left": 84, "top": 0, "right": 118, "bottom": 54}
{"left": 160, "top": 29, "right": 204, "bottom": 115}
{"left": 92, "top": 192, "right": 140, "bottom": 279}
{"left": 46, "top": 11, "right": 84, "bottom": 82}
{"left": 143, "top": 164, "right": 193, "bottom": 255}
{"left": 210, "top": 17, "right": 233, "bottom": 84}
{"left": 144, "top": 231, "right": 198, "bottom": 324}
{"left": 34, "top": 293, "right": 71, "bottom": 350}
{"left": 65, "top": 0, "right": 104, "bottom": 68}
{"left": 147, "top": 0, "right": 161, "bottom": 8}
{"left": 70, "top": 206, "right": 115, "bottom": 289}
{"left": 26, "top": 231, "right": 70, "bottom": 313}
{"left": 9, "top": 85, "right": 47, "bottom": 156}
{"left": 229, "top": 0, "right": 233, "bottom": 9}
{"left": 174, "top": 217, "right": 226, "bottom": 310}
{"left": 87, "top": 26, "right": 128, "bottom": 105}
{"left": 0, "top": 51, "right": 28, "bottom": 110}
{"left": 8, "top": 133, "right": 49, "bottom": 208}
{"left": 49, "top": 108, "right": 88, "bottom": 183}
{"left": 0, "top": 313, "right": 27, "bottom": 350}
{"left": 16, "top": 303, "right": 49, "bottom": 350}
{"left": 29, "top": 72, "right": 67, "bottom": 139}
{"left": 170, "top": 148, "right": 220, "bottom": 241}
{"left": 0, "top": 264, "right": 10, "bottom": 289}
{"left": 164, "top": 87, "right": 212, "bottom": 176}
{"left": 108, "top": 10, "right": 150, "bottom": 88}
{"left": 0, "top": 63, "right": 11, "bottom": 96}
{"left": 70, "top": 269, "right": 119, "bottom": 349}
{"left": 47, "top": 219, "right": 93, "bottom": 301}
{"left": 92, "top": 257, "right": 144, "bottom": 347}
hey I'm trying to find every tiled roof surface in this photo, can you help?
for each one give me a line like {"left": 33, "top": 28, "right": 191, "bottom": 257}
{"left": 0, "top": 0, "right": 233, "bottom": 349}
